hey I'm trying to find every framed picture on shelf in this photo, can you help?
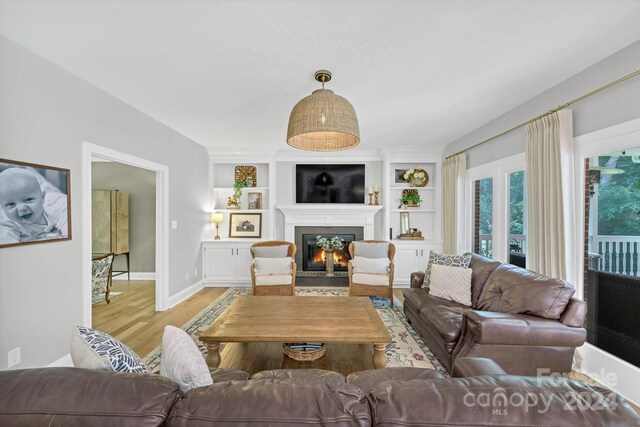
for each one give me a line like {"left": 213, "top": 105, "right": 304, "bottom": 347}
{"left": 247, "top": 192, "right": 262, "bottom": 210}
{"left": 0, "top": 158, "right": 72, "bottom": 249}
{"left": 394, "top": 169, "right": 408, "bottom": 183}
{"left": 229, "top": 212, "right": 262, "bottom": 238}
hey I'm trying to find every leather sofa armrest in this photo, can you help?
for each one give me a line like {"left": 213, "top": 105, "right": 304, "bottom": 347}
{"left": 462, "top": 310, "right": 586, "bottom": 347}
{"left": 410, "top": 271, "right": 425, "bottom": 288}
{"left": 209, "top": 368, "right": 250, "bottom": 382}
{"left": 559, "top": 298, "right": 586, "bottom": 327}
{"left": 452, "top": 357, "right": 507, "bottom": 377}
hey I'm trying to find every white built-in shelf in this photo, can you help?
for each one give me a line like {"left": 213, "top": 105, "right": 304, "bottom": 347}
{"left": 389, "top": 209, "right": 436, "bottom": 213}
{"left": 202, "top": 238, "right": 262, "bottom": 243}
{"left": 214, "top": 186, "right": 269, "bottom": 191}
{"left": 389, "top": 185, "right": 436, "bottom": 190}
{"left": 213, "top": 209, "right": 270, "bottom": 213}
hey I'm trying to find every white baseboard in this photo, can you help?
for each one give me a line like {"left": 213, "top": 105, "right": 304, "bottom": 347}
{"left": 112, "top": 272, "right": 156, "bottom": 281}
{"left": 579, "top": 343, "right": 640, "bottom": 407}
{"left": 169, "top": 280, "right": 204, "bottom": 308}
{"left": 48, "top": 353, "right": 73, "bottom": 367}
{"left": 204, "top": 282, "right": 251, "bottom": 288}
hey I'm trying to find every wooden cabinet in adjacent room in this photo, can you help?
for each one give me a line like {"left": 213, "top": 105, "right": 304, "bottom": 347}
{"left": 92, "top": 190, "right": 129, "bottom": 255}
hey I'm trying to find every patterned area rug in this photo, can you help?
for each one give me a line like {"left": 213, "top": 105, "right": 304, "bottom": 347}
{"left": 92, "top": 291, "right": 123, "bottom": 305}
{"left": 143, "top": 287, "right": 446, "bottom": 375}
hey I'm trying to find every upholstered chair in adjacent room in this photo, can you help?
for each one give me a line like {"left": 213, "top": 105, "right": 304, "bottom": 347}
{"left": 348, "top": 240, "right": 396, "bottom": 308}
{"left": 250, "top": 241, "right": 297, "bottom": 296}
{"left": 92, "top": 252, "right": 115, "bottom": 304}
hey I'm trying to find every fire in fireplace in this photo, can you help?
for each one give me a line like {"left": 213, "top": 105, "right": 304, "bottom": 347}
{"left": 302, "top": 234, "right": 355, "bottom": 272}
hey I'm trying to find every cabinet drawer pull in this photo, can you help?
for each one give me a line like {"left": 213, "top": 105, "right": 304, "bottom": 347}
{"left": 415, "top": 249, "right": 418, "bottom": 256}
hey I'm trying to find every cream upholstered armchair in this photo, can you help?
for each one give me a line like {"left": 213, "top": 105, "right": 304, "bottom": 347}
{"left": 347, "top": 240, "right": 396, "bottom": 308}
{"left": 250, "top": 241, "right": 297, "bottom": 296}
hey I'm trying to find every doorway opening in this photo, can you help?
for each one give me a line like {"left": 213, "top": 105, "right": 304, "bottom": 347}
{"left": 82, "top": 142, "right": 169, "bottom": 327}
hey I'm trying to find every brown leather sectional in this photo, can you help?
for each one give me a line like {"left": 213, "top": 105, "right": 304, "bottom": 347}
{"left": 405, "top": 254, "right": 588, "bottom": 375}
{"left": 1, "top": 359, "right": 638, "bottom": 426}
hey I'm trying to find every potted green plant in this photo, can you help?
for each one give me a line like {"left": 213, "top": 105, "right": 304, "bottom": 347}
{"left": 398, "top": 191, "right": 421, "bottom": 208}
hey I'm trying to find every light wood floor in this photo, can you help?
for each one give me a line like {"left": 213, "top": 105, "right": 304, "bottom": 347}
{"left": 93, "top": 281, "right": 639, "bottom": 413}
{"left": 93, "top": 281, "right": 406, "bottom": 376}
{"left": 93, "top": 280, "right": 227, "bottom": 357}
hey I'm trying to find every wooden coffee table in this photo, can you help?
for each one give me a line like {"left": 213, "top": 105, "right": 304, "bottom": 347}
{"left": 199, "top": 296, "right": 391, "bottom": 370}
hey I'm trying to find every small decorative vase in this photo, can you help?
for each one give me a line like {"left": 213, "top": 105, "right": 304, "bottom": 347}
{"left": 325, "top": 249, "right": 335, "bottom": 277}
{"left": 409, "top": 176, "right": 425, "bottom": 187}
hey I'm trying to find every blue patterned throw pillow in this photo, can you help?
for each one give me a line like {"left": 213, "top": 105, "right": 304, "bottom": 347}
{"left": 71, "top": 326, "right": 148, "bottom": 373}
{"left": 423, "top": 252, "right": 472, "bottom": 289}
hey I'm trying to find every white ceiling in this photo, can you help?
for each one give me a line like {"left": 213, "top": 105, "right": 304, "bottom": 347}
{"left": 2, "top": 0, "right": 640, "bottom": 154}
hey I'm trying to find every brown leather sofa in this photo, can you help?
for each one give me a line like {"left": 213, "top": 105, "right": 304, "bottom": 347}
{"left": 405, "top": 254, "right": 587, "bottom": 376}
{"left": 1, "top": 360, "right": 638, "bottom": 426}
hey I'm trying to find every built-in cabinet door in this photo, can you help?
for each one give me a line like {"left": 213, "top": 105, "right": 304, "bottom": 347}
{"left": 418, "top": 248, "right": 431, "bottom": 271}
{"left": 394, "top": 246, "right": 422, "bottom": 284}
{"left": 234, "top": 247, "right": 253, "bottom": 282}
{"left": 203, "top": 245, "right": 235, "bottom": 282}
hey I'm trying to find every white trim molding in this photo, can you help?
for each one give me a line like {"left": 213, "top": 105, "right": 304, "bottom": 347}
{"left": 168, "top": 280, "right": 205, "bottom": 308}
{"left": 48, "top": 353, "right": 73, "bottom": 367}
{"left": 579, "top": 343, "right": 640, "bottom": 406}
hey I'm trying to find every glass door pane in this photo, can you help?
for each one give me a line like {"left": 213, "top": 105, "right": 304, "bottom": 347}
{"left": 473, "top": 177, "right": 493, "bottom": 258}
{"left": 508, "top": 171, "right": 526, "bottom": 268}
{"left": 585, "top": 149, "right": 640, "bottom": 368}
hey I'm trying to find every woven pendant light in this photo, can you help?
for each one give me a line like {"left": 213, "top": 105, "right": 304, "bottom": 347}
{"left": 287, "top": 70, "right": 360, "bottom": 151}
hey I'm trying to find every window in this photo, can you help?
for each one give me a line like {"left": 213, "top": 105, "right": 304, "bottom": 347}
{"left": 473, "top": 177, "right": 493, "bottom": 258}
{"left": 508, "top": 171, "right": 526, "bottom": 267}
{"left": 467, "top": 154, "right": 525, "bottom": 263}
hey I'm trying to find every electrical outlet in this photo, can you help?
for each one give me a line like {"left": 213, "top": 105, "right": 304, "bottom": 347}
{"left": 194, "top": 268, "right": 198, "bottom": 277}
{"left": 8, "top": 347, "right": 21, "bottom": 368}
{"left": 185, "top": 272, "right": 189, "bottom": 281}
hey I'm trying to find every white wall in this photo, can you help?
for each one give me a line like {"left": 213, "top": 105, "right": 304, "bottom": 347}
{"left": 0, "top": 36, "right": 209, "bottom": 368}
{"left": 92, "top": 162, "right": 156, "bottom": 274}
{"left": 444, "top": 40, "right": 640, "bottom": 167}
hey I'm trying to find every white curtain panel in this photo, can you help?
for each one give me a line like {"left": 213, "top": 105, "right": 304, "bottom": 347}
{"left": 442, "top": 152, "right": 466, "bottom": 254}
{"left": 525, "top": 109, "right": 575, "bottom": 281}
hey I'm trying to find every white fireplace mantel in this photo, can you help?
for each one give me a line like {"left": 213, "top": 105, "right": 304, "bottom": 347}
{"left": 277, "top": 204, "right": 383, "bottom": 241}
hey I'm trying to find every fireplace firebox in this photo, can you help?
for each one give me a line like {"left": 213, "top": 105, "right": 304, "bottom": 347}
{"left": 302, "top": 234, "right": 355, "bottom": 272}
{"left": 294, "top": 226, "right": 364, "bottom": 273}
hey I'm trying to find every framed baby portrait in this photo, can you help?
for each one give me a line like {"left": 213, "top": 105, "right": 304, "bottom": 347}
{"left": 0, "top": 158, "right": 72, "bottom": 249}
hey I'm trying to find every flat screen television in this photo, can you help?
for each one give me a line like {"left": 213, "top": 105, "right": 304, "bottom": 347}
{"left": 296, "top": 164, "right": 365, "bottom": 204}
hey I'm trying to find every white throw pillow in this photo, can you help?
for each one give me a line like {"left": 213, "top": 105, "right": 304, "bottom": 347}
{"left": 429, "top": 264, "right": 472, "bottom": 306}
{"left": 70, "top": 326, "right": 148, "bottom": 373}
{"left": 252, "top": 245, "right": 289, "bottom": 258}
{"left": 254, "top": 257, "right": 293, "bottom": 276}
{"left": 353, "top": 242, "right": 389, "bottom": 258}
{"left": 351, "top": 256, "right": 390, "bottom": 275}
{"left": 159, "top": 325, "right": 213, "bottom": 392}
{"left": 424, "top": 251, "right": 472, "bottom": 288}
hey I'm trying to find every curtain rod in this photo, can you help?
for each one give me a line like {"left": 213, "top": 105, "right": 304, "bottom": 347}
{"left": 445, "top": 68, "right": 640, "bottom": 160}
